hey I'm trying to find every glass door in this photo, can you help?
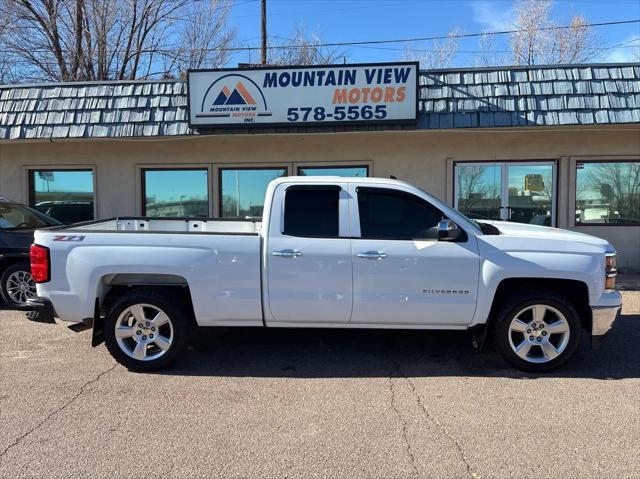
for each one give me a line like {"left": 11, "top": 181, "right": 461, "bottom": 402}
{"left": 506, "top": 163, "right": 555, "bottom": 226}
{"left": 455, "top": 162, "right": 556, "bottom": 226}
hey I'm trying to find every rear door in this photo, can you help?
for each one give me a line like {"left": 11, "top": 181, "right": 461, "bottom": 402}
{"left": 349, "top": 185, "right": 480, "bottom": 326}
{"left": 265, "top": 183, "right": 352, "bottom": 324}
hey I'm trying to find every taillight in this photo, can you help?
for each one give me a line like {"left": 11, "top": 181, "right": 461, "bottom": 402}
{"left": 30, "top": 244, "right": 50, "bottom": 283}
{"left": 605, "top": 253, "right": 617, "bottom": 291}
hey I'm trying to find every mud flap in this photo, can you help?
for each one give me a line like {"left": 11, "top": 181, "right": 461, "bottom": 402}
{"left": 91, "top": 298, "right": 105, "bottom": 347}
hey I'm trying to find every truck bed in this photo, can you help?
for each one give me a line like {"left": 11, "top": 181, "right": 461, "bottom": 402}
{"left": 53, "top": 217, "right": 261, "bottom": 235}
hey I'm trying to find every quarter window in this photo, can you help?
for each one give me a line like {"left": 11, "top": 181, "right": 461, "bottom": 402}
{"left": 220, "top": 168, "right": 287, "bottom": 218}
{"left": 357, "top": 188, "right": 443, "bottom": 240}
{"left": 143, "top": 169, "right": 209, "bottom": 217}
{"left": 29, "top": 169, "right": 94, "bottom": 224}
{"left": 284, "top": 187, "right": 340, "bottom": 237}
{"left": 575, "top": 161, "right": 640, "bottom": 225}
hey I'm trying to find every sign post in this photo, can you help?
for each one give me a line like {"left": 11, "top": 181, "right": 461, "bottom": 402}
{"left": 187, "top": 62, "right": 418, "bottom": 128}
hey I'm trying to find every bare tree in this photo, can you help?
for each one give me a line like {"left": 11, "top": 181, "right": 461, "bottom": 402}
{"left": 510, "top": 0, "right": 599, "bottom": 65}
{"left": 475, "top": 31, "right": 509, "bottom": 67}
{"left": 0, "top": 5, "right": 10, "bottom": 82}
{"left": 402, "top": 28, "right": 461, "bottom": 69}
{"left": 0, "top": 0, "right": 235, "bottom": 82}
{"left": 266, "top": 25, "right": 344, "bottom": 66}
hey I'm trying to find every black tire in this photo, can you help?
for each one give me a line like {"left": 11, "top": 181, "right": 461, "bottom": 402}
{"left": 493, "top": 289, "right": 582, "bottom": 373}
{"left": 0, "top": 261, "right": 36, "bottom": 309}
{"left": 104, "top": 288, "right": 192, "bottom": 372}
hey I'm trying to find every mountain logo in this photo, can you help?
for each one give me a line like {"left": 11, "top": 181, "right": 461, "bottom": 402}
{"left": 197, "top": 73, "right": 271, "bottom": 121}
{"left": 212, "top": 82, "right": 257, "bottom": 106}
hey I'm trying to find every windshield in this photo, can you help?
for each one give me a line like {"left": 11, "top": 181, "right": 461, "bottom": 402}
{"left": 0, "top": 203, "right": 60, "bottom": 230}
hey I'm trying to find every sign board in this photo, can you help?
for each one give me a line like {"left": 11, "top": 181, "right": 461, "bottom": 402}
{"left": 187, "top": 62, "right": 418, "bottom": 128}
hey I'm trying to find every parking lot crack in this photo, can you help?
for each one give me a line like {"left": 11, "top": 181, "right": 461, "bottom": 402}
{"left": 0, "top": 362, "right": 117, "bottom": 461}
{"left": 404, "top": 376, "right": 477, "bottom": 479}
{"left": 387, "top": 369, "right": 419, "bottom": 477}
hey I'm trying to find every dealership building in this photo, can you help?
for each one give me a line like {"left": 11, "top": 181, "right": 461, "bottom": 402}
{"left": 0, "top": 62, "right": 639, "bottom": 270}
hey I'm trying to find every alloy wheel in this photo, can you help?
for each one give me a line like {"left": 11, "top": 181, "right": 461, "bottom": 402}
{"left": 508, "top": 304, "right": 571, "bottom": 364}
{"left": 6, "top": 270, "right": 37, "bottom": 305}
{"left": 114, "top": 303, "right": 174, "bottom": 362}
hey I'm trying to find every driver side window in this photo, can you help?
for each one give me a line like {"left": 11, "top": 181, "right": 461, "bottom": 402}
{"left": 357, "top": 187, "right": 443, "bottom": 240}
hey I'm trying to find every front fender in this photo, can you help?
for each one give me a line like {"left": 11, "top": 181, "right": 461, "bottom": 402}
{"left": 471, "top": 238, "right": 605, "bottom": 326}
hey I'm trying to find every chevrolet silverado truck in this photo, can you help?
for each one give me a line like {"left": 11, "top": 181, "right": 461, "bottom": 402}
{"left": 26, "top": 177, "right": 622, "bottom": 372}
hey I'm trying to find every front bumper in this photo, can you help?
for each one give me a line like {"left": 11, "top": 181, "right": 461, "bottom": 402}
{"left": 24, "top": 297, "right": 56, "bottom": 324}
{"left": 591, "top": 303, "right": 622, "bottom": 349}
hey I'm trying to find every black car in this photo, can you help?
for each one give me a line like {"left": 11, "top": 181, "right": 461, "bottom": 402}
{"left": 0, "top": 199, "right": 61, "bottom": 308}
{"left": 33, "top": 201, "right": 94, "bottom": 224}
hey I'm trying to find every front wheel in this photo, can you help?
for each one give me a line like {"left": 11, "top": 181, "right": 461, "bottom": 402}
{"left": 493, "top": 290, "right": 582, "bottom": 373}
{"left": 104, "top": 289, "right": 190, "bottom": 371}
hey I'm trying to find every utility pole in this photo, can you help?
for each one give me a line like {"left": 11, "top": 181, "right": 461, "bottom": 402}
{"left": 261, "top": 0, "right": 267, "bottom": 65}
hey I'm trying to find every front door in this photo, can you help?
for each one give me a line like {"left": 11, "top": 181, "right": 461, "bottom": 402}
{"left": 266, "top": 183, "right": 352, "bottom": 324}
{"left": 349, "top": 186, "right": 480, "bottom": 326}
{"left": 455, "top": 162, "right": 556, "bottom": 226}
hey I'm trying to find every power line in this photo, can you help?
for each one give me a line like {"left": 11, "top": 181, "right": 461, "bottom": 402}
{"left": 160, "top": 18, "right": 640, "bottom": 52}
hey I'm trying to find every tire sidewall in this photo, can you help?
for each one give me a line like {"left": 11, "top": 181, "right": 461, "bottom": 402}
{"left": 104, "top": 292, "right": 188, "bottom": 372}
{"left": 494, "top": 295, "right": 581, "bottom": 373}
{"left": 0, "top": 261, "right": 34, "bottom": 309}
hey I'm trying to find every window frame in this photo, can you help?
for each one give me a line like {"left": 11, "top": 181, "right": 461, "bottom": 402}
{"left": 140, "top": 167, "right": 211, "bottom": 217}
{"left": 296, "top": 164, "right": 370, "bottom": 177}
{"left": 27, "top": 167, "right": 97, "bottom": 222}
{"left": 354, "top": 186, "right": 453, "bottom": 242}
{"left": 573, "top": 158, "right": 640, "bottom": 227}
{"left": 218, "top": 166, "right": 289, "bottom": 218}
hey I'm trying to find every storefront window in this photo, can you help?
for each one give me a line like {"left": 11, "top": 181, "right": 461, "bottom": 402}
{"left": 29, "top": 169, "right": 94, "bottom": 224}
{"left": 298, "top": 166, "right": 369, "bottom": 177}
{"left": 220, "top": 168, "right": 287, "bottom": 218}
{"left": 143, "top": 169, "right": 209, "bottom": 217}
{"left": 576, "top": 161, "right": 640, "bottom": 225}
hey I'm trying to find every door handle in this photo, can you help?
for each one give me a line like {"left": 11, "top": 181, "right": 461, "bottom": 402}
{"left": 272, "top": 249, "right": 303, "bottom": 258}
{"left": 356, "top": 251, "right": 387, "bottom": 260}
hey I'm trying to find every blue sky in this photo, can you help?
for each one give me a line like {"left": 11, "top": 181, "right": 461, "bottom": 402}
{"left": 225, "top": 0, "right": 640, "bottom": 66}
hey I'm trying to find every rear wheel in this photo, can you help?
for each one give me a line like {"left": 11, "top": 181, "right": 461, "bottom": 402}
{"left": 1, "top": 262, "right": 37, "bottom": 309}
{"left": 104, "top": 289, "right": 190, "bottom": 371}
{"left": 493, "top": 290, "right": 582, "bottom": 372}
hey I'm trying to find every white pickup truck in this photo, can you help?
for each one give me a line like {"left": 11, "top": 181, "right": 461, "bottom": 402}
{"left": 26, "top": 177, "right": 622, "bottom": 372}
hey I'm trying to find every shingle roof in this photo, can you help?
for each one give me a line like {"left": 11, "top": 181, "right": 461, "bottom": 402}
{"left": 418, "top": 63, "right": 640, "bottom": 129}
{"left": 1, "top": 63, "right": 638, "bottom": 140}
{"left": 0, "top": 81, "right": 190, "bottom": 140}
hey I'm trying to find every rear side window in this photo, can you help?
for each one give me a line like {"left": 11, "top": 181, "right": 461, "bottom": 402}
{"left": 357, "top": 188, "right": 442, "bottom": 240}
{"left": 284, "top": 187, "right": 339, "bottom": 237}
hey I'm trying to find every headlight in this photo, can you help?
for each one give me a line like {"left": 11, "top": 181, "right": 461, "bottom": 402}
{"left": 605, "top": 253, "right": 617, "bottom": 291}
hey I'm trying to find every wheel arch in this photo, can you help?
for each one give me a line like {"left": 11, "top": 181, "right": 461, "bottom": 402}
{"left": 487, "top": 277, "right": 592, "bottom": 333}
{"left": 92, "top": 275, "right": 197, "bottom": 347}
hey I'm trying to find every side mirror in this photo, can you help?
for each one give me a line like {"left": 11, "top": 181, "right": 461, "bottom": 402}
{"left": 438, "top": 219, "right": 465, "bottom": 241}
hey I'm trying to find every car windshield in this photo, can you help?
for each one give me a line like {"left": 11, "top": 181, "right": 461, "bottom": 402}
{"left": 0, "top": 203, "right": 59, "bottom": 230}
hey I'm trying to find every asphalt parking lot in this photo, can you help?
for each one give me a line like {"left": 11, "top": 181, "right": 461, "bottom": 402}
{"left": 1, "top": 293, "right": 639, "bottom": 478}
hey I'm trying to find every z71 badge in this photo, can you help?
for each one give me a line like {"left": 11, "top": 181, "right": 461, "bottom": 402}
{"left": 53, "top": 235, "right": 85, "bottom": 242}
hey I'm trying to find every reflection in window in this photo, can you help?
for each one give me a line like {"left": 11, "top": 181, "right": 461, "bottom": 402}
{"left": 220, "top": 168, "right": 287, "bottom": 218}
{"left": 298, "top": 166, "right": 368, "bottom": 177}
{"left": 576, "top": 162, "right": 640, "bottom": 225}
{"left": 30, "top": 169, "right": 94, "bottom": 224}
{"left": 455, "top": 165, "right": 502, "bottom": 221}
{"left": 143, "top": 169, "right": 209, "bottom": 217}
